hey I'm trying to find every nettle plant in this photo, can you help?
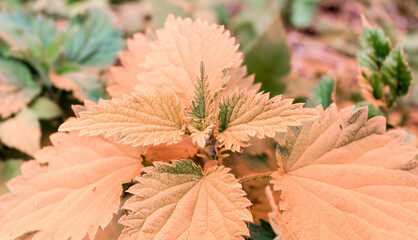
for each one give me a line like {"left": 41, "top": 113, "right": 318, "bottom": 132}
{"left": 0, "top": 16, "right": 417, "bottom": 240}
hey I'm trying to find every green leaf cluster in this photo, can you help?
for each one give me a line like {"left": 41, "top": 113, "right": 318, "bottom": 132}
{"left": 188, "top": 62, "right": 214, "bottom": 131}
{"left": 0, "top": 8, "right": 123, "bottom": 158}
{"left": 357, "top": 23, "right": 413, "bottom": 104}
{"left": 305, "top": 73, "right": 335, "bottom": 109}
{"left": 64, "top": 8, "right": 124, "bottom": 69}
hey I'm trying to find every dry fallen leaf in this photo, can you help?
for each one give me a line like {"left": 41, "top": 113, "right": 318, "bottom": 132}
{"left": 271, "top": 104, "right": 418, "bottom": 239}
{"left": 119, "top": 160, "right": 252, "bottom": 240}
{"left": 0, "top": 132, "right": 143, "bottom": 240}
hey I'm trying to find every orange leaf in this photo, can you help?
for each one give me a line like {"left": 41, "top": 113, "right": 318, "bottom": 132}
{"left": 145, "top": 137, "right": 198, "bottom": 162}
{"left": 0, "top": 132, "right": 143, "bottom": 240}
{"left": 271, "top": 104, "right": 418, "bottom": 239}
{"left": 119, "top": 160, "right": 252, "bottom": 240}
{"left": 265, "top": 186, "right": 297, "bottom": 240}
{"left": 107, "top": 33, "right": 151, "bottom": 98}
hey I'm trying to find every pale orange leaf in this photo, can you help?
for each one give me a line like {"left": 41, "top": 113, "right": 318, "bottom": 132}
{"left": 271, "top": 104, "right": 418, "bottom": 239}
{"left": 217, "top": 90, "right": 318, "bottom": 152}
{"left": 135, "top": 15, "right": 242, "bottom": 105}
{"left": 0, "top": 132, "right": 143, "bottom": 240}
{"left": 107, "top": 33, "right": 151, "bottom": 98}
{"left": 145, "top": 137, "right": 198, "bottom": 162}
{"left": 59, "top": 88, "right": 186, "bottom": 147}
{"left": 0, "top": 109, "right": 40, "bottom": 156}
{"left": 216, "top": 66, "right": 260, "bottom": 101}
{"left": 119, "top": 160, "right": 252, "bottom": 240}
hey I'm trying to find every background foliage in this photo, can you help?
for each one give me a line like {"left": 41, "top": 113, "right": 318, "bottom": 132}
{"left": 0, "top": 0, "right": 417, "bottom": 239}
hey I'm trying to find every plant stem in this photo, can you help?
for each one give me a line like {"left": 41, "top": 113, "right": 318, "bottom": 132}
{"left": 238, "top": 171, "right": 272, "bottom": 184}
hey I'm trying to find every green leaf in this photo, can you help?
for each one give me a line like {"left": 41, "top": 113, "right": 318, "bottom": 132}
{"left": 244, "top": 12, "right": 291, "bottom": 96}
{"left": 381, "top": 44, "right": 413, "bottom": 97}
{"left": 217, "top": 91, "right": 243, "bottom": 133}
{"left": 55, "top": 61, "right": 82, "bottom": 74}
{"left": 0, "top": 159, "right": 23, "bottom": 195}
{"left": 29, "top": 97, "right": 62, "bottom": 120}
{"left": 0, "top": 10, "right": 65, "bottom": 69}
{"left": 0, "top": 58, "right": 39, "bottom": 91}
{"left": 305, "top": 74, "right": 335, "bottom": 108}
{"left": 247, "top": 219, "right": 277, "bottom": 240}
{"left": 290, "top": 0, "right": 321, "bottom": 29}
{"left": 50, "top": 70, "right": 106, "bottom": 102}
{"left": 353, "top": 102, "right": 383, "bottom": 120}
{"left": 357, "top": 26, "right": 391, "bottom": 72}
{"left": 64, "top": 9, "right": 124, "bottom": 69}
{"left": 0, "top": 11, "right": 56, "bottom": 52}
{"left": 363, "top": 71, "right": 384, "bottom": 99}
{"left": 188, "top": 62, "right": 214, "bottom": 131}
{"left": 150, "top": 0, "right": 192, "bottom": 29}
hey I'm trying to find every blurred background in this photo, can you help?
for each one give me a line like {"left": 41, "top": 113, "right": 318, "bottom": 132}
{"left": 0, "top": 0, "right": 417, "bottom": 204}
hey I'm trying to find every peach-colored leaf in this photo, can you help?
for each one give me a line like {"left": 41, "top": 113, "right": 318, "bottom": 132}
{"left": 0, "top": 109, "right": 40, "bottom": 156}
{"left": 135, "top": 15, "right": 242, "bottom": 105}
{"left": 119, "top": 159, "right": 252, "bottom": 240}
{"left": 265, "top": 186, "right": 297, "bottom": 240}
{"left": 0, "top": 58, "right": 40, "bottom": 118}
{"left": 145, "top": 137, "right": 198, "bottom": 162}
{"left": 216, "top": 66, "right": 260, "bottom": 101}
{"left": 0, "top": 132, "right": 143, "bottom": 240}
{"left": 217, "top": 90, "right": 318, "bottom": 152}
{"left": 107, "top": 33, "right": 151, "bottom": 98}
{"left": 271, "top": 104, "right": 418, "bottom": 239}
{"left": 59, "top": 89, "right": 186, "bottom": 147}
